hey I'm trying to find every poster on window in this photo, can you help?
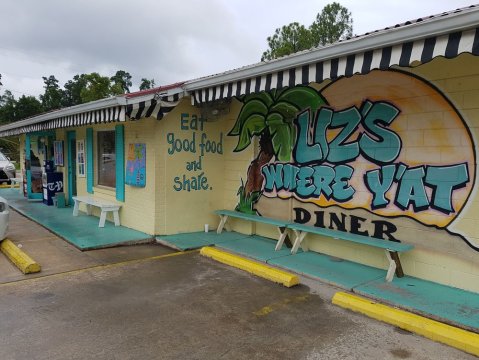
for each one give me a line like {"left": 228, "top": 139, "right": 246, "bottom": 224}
{"left": 126, "top": 143, "right": 146, "bottom": 187}
{"left": 77, "top": 139, "right": 85, "bottom": 177}
{"left": 53, "top": 141, "right": 64, "bottom": 166}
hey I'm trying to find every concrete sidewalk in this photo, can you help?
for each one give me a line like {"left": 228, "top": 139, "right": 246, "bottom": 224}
{"left": 0, "top": 188, "right": 151, "bottom": 250}
{"left": 0, "top": 210, "right": 172, "bottom": 284}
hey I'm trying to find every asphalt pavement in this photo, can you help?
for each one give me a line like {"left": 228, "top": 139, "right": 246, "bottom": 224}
{"left": 0, "top": 210, "right": 475, "bottom": 360}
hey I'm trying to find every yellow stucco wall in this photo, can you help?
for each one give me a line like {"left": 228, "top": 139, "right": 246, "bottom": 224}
{"left": 156, "top": 100, "right": 230, "bottom": 234}
{"left": 12, "top": 54, "right": 479, "bottom": 293}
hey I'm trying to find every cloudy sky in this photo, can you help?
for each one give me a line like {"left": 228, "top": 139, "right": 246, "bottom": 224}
{"left": 0, "top": 0, "right": 476, "bottom": 98}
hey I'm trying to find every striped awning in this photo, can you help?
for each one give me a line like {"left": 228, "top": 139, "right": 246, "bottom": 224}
{"left": 192, "top": 27, "right": 479, "bottom": 104}
{"left": 0, "top": 105, "right": 125, "bottom": 137}
{"left": 125, "top": 93, "right": 183, "bottom": 121}
{"left": 0, "top": 90, "right": 184, "bottom": 138}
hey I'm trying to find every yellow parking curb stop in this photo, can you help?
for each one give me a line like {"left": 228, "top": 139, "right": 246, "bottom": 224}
{"left": 0, "top": 239, "right": 41, "bottom": 274}
{"left": 200, "top": 246, "right": 299, "bottom": 287}
{"left": 332, "top": 291, "right": 479, "bottom": 357}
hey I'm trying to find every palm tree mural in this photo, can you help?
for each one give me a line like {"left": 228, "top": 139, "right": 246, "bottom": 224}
{"left": 229, "top": 86, "right": 327, "bottom": 213}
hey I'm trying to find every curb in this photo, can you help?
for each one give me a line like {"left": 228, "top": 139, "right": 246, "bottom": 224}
{"left": 200, "top": 246, "right": 299, "bottom": 287}
{"left": 0, "top": 239, "right": 41, "bottom": 274}
{"left": 332, "top": 291, "right": 479, "bottom": 357}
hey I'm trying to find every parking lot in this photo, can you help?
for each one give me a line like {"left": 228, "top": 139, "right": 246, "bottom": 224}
{"left": 0, "top": 210, "right": 475, "bottom": 360}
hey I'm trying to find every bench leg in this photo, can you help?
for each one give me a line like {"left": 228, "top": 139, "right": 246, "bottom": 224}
{"left": 99, "top": 210, "right": 107, "bottom": 228}
{"left": 385, "top": 251, "right": 397, "bottom": 282}
{"left": 275, "top": 227, "right": 288, "bottom": 251}
{"left": 73, "top": 200, "right": 79, "bottom": 216}
{"left": 86, "top": 204, "right": 92, "bottom": 216}
{"left": 217, "top": 215, "right": 229, "bottom": 234}
{"left": 113, "top": 211, "right": 120, "bottom": 226}
{"left": 291, "top": 230, "right": 307, "bottom": 254}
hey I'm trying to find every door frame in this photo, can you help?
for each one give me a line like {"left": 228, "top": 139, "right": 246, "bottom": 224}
{"left": 26, "top": 131, "right": 55, "bottom": 200}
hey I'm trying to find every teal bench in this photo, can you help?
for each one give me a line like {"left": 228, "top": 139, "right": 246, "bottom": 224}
{"left": 287, "top": 223, "right": 414, "bottom": 282}
{"left": 215, "top": 210, "right": 290, "bottom": 251}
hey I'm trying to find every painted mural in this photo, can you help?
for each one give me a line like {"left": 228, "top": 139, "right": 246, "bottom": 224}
{"left": 167, "top": 113, "right": 223, "bottom": 192}
{"left": 126, "top": 143, "right": 146, "bottom": 187}
{"left": 230, "top": 70, "right": 478, "bottom": 254}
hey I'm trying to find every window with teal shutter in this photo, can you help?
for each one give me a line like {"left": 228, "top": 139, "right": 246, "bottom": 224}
{"left": 115, "top": 124, "right": 125, "bottom": 201}
{"left": 86, "top": 128, "right": 94, "bottom": 193}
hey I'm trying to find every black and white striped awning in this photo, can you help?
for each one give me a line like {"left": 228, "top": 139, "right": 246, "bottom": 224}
{"left": 192, "top": 27, "right": 479, "bottom": 104}
{"left": 0, "top": 106, "right": 125, "bottom": 137}
{"left": 125, "top": 93, "right": 183, "bottom": 121}
{"left": 0, "top": 92, "right": 184, "bottom": 137}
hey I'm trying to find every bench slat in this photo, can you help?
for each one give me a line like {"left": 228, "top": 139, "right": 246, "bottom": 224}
{"left": 215, "top": 210, "right": 289, "bottom": 227}
{"left": 73, "top": 196, "right": 120, "bottom": 209}
{"left": 287, "top": 223, "right": 413, "bottom": 252}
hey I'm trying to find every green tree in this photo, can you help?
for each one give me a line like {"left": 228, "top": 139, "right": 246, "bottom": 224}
{"left": 229, "top": 87, "right": 327, "bottom": 213}
{"left": 310, "top": 2, "right": 353, "bottom": 46}
{"left": 261, "top": 2, "right": 353, "bottom": 61}
{"left": 0, "top": 90, "right": 17, "bottom": 124}
{"left": 261, "top": 22, "right": 312, "bottom": 61}
{"left": 40, "top": 75, "right": 64, "bottom": 111}
{"left": 15, "top": 95, "right": 43, "bottom": 120}
{"left": 80, "top": 73, "right": 113, "bottom": 103}
{"left": 63, "top": 74, "right": 88, "bottom": 107}
{"left": 139, "top": 78, "right": 156, "bottom": 91}
{"left": 110, "top": 70, "right": 132, "bottom": 94}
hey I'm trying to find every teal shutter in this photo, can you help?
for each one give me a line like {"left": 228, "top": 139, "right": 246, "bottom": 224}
{"left": 115, "top": 124, "right": 125, "bottom": 201}
{"left": 86, "top": 128, "right": 94, "bottom": 193}
{"left": 25, "top": 134, "right": 31, "bottom": 161}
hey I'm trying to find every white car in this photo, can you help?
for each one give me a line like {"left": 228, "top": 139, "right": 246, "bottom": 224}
{"left": 0, "top": 196, "right": 9, "bottom": 240}
{"left": 0, "top": 152, "right": 15, "bottom": 184}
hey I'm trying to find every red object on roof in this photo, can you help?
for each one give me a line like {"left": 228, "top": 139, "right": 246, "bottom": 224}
{"left": 125, "top": 82, "right": 185, "bottom": 98}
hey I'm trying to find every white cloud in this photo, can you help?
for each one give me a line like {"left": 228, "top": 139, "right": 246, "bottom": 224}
{"left": 0, "top": 0, "right": 475, "bottom": 97}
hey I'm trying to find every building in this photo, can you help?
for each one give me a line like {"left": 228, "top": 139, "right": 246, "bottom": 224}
{"left": 1, "top": 5, "right": 479, "bottom": 293}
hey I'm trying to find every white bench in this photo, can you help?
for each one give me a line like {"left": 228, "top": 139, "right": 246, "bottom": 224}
{"left": 72, "top": 195, "right": 121, "bottom": 228}
{"left": 10, "top": 177, "right": 23, "bottom": 193}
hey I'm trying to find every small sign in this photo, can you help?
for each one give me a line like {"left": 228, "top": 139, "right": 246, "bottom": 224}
{"left": 53, "top": 140, "right": 64, "bottom": 166}
{"left": 77, "top": 140, "right": 85, "bottom": 177}
{"left": 126, "top": 143, "right": 146, "bottom": 187}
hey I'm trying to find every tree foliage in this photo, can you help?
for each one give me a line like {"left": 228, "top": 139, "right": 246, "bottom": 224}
{"left": 261, "top": 2, "right": 353, "bottom": 61}
{"left": 110, "top": 70, "right": 132, "bottom": 94}
{"left": 261, "top": 22, "right": 313, "bottom": 61}
{"left": 0, "top": 69, "right": 158, "bottom": 125}
{"left": 63, "top": 74, "right": 88, "bottom": 107}
{"left": 40, "top": 75, "right": 64, "bottom": 111}
{"left": 0, "top": 90, "right": 43, "bottom": 124}
{"left": 310, "top": 2, "right": 353, "bottom": 46}
{"left": 139, "top": 78, "right": 156, "bottom": 91}
{"left": 15, "top": 95, "right": 43, "bottom": 120}
{"left": 79, "top": 73, "right": 113, "bottom": 103}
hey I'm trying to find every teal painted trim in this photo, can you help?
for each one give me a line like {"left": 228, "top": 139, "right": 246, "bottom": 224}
{"left": 25, "top": 134, "right": 32, "bottom": 197}
{"left": 25, "top": 134, "right": 42, "bottom": 200}
{"left": 86, "top": 128, "right": 94, "bottom": 194}
{"left": 115, "top": 124, "right": 125, "bottom": 201}
{"left": 25, "top": 134, "right": 31, "bottom": 161}
{"left": 67, "top": 131, "right": 76, "bottom": 204}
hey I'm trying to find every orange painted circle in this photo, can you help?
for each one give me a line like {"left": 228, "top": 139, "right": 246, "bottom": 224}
{"left": 315, "top": 70, "right": 475, "bottom": 228}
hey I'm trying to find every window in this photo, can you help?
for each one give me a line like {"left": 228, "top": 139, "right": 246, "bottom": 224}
{"left": 97, "top": 131, "right": 116, "bottom": 187}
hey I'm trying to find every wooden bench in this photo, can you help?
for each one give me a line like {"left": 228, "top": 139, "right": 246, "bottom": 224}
{"left": 287, "top": 223, "right": 414, "bottom": 282}
{"left": 72, "top": 195, "right": 121, "bottom": 228}
{"left": 215, "top": 210, "right": 290, "bottom": 250}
